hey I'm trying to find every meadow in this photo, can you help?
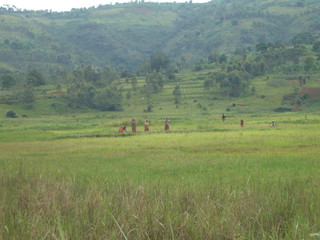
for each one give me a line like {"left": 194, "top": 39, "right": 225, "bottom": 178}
{"left": 1, "top": 113, "right": 320, "bottom": 240}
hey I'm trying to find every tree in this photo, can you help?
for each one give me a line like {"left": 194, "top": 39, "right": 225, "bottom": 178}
{"left": 283, "top": 45, "right": 307, "bottom": 64}
{"left": 255, "top": 42, "right": 268, "bottom": 53}
{"left": 208, "top": 51, "right": 219, "bottom": 64}
{"left": 177, "top": 56, "right": 186, "bottom": 69}
{"left": 73, "top": 65, "right": 97, "bottom": 84}
{"left": 1, "top": 74, "right": 16, "bottom": 90}
{"left": 203, "top": 79, "right": 214, "bottom": 90}
{"left": 244, "top": 62, "right": 253, "bottom": 74}
{"left": 227, "top": 71, "right": 242, "bottom": 97}
{"left": 145, "top": 71, "right": 164, "bottom": 94}
{"left": 290, "top": 32, "right": 315, "bottom": 45}
{"left": 219, "top": 54, "right": 227, "bottom": 63}
{"left": 22, "top": 88, "right": 36, "bottom": 104}
{"left": 213, "top": 72, "right": 226, "bottom": 85}
{"left": 312, "top": 41, "right": 320, "bottom": 52}
{"left": 93, "top": 87, "right": 122, "bottom": 111}
{"left": 26, "top": 69, "right": 46, "bottom": 87}
{"left": 172, "top": 85, "right": 182, "bottom": 104}
{"left": 83, "top": 65, "right": 99, "bottom": 84}
{"left": 67, "top": 82, "right": 96, "bottom": 108}
{"left": 150, "top": 51, "right": 170, "bottom": 73}
{"left": 145, "top": 76, "right": 154, "bottom": 107}
{"left": 218, "top": 71, "right": 249, "bottom": 97}
{"left": 131, "top": 75, "right": 137, "bottom": 90}
{"left": 126, "top": 91, "right": 132, "bottom": 100}
{"left": 67, "top": 65, "right": 121, "bottom": 110}
{"left": 304, "top": 57, "right": 316, "bottom": 72}
{"left": 100, "top": 65, "right": 119, "bottom": 86}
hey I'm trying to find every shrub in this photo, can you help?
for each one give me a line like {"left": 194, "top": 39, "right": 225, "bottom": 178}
{"left": 6, "top": 110, "right": 17, "bottom": 118}
{"left": 144, "top": 104, "right": 153, "bottom": 112}
{"left": 273, "top": 107, "right": 292, "bottom": 112}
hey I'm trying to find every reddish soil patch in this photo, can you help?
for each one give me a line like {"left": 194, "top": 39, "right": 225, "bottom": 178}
{"left": 299, "top": 88, "right": 320, "bottom": 98}
{"left": 140, "top": 8, "right": 152, "bottom": 15}
{"left": 282, "top": 94, "right": 295, "bottom": 101}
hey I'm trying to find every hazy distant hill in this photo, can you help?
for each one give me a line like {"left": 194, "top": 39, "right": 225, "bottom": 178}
{"left": 1, "top": 0, "right": 320, "bottom": 75}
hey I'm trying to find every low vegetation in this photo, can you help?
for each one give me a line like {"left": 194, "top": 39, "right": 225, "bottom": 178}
{"left": 1, "top": 1, "right": 320, "bottom": 239}
{"left": 1, "top": 116, "right": 320, "bottom": 239}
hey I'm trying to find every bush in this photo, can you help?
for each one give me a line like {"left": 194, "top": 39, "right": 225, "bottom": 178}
{"left": 147, "top": 104, "right": 153, "bottom": 112}
{"left": 273, "top": 107, "right": 292, "bottom": 112}
{"left": 6, "top": 110, "right": 17, "bottom": 118}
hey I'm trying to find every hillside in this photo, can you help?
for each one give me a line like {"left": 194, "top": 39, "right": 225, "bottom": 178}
{"left": 1, "top": 63, "right": 320, "bottom": 123}
{"left": 1, "top": 0, "right": 320, "bottom": 75}
{"left": 1, "top": 0, "right": 320, "bottom": 118}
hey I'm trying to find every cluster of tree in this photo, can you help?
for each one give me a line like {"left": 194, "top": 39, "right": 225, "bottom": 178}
{"left": 204, "top": 70, "right": 251, "bottom": 98}
{"left": 1, "top": 74, "right": 16, "bottom": 90}
{"left": 138, "top": 50, "right": 176, "bottom": 111}
{"left": 200, "top": 32, "right": 320, "bottom": 98}
{"left": 138, "top": 50, "right": 176, "bottom": 79}
{"left": 1, "top": 29, "right": 320, "bottom": 112}
{"left": 0, "top": 69, "right": 46, "bottom": 104}
{"left": 0, "top": 50, "right": 178, "bottom": 111}
{"left": 255, "top": 35, "right": 320, "bottom": 73}
{"left": 202, "top": 50, "right": 263, "bottom": 97}
{"left": 66, "top": 65, "right": 122, "bottom": 111}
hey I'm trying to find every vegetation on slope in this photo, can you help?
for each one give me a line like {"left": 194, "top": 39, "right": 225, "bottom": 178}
{"left": 1, "top": 0, "right": 320, "bottom": 74}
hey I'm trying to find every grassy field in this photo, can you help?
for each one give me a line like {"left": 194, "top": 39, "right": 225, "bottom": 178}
{"left": 1, "top": 68, "right": 320, "bottom": 239}
{"left": 1, "top": 112, "right": 320, "bottom": 240}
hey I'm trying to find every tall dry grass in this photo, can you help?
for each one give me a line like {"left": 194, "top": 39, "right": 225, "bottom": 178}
{"left": 1, "top": 168, "right": 320, "bottom": 240}
{"left": 1, "top": 122, "right": 320, "bottom": 239}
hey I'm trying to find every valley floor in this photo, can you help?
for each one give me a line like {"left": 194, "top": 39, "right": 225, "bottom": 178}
{"left": 1, "top": 113, "right": 320, "bottom": 239}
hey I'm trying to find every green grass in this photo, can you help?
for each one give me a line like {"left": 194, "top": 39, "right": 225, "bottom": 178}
{"left": 1, "top": 115, "right": 320, "bottom": 239}
{"left": 1, "top": 48, "right": 320, "bottom": 239}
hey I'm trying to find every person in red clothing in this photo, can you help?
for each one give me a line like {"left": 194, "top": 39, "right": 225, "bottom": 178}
{"left": 240, "top": 119, "right": 244, "bottom": 128}
{"left": 164, "top": 118, "right": 170, "bottom": 131}
{"left": 119, "top": 126, "right": 127, "bottom": 133}
{"left": 131, "top": 119, "right": 136, "bottom": 133}
{"left": 144, "top": 120, "right": 149, "bottom": 132}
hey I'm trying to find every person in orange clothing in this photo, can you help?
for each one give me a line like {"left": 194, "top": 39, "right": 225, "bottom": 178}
{"left": 119, "top": 126, "right": 127, "bottom": 133}
{"left": 164, "top": 118, "right": 169, "bottom": 131}
{"left": 144, "top": 120, "right": 149, "bottom": 132}
{"left": 131, "top": 119, "right": 136, "bottom": 133}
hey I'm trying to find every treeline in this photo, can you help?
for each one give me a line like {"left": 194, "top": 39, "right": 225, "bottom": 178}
{"left": 1, "top": 32, "right": 320, "bottom": 111}
{"left": 2, "top": 0, "right": 320, "bottom": 75}
{"left": 197, "top": 33, "right": 320, "bottom": 98}
{"left": 0, "top": 51, "right": 176, "bottom": 111}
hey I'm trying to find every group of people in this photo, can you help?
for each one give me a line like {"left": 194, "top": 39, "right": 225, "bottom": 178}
{"left": 222, "top": 114, "right": 277, "bottom": 128}
{"left": 119, "top": 118, "right": 170, "bottom": 133}
{"left": 119, "top": 115, "right": 277, "bottom": 133}
{"left": 222, "top": 113, "right": 244, "bottom": 128}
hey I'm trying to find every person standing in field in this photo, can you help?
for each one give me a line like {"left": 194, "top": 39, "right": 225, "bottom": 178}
{"left": 240, "top": 119, "right": 244, "bottom": 128}
{"left": 222, "top": 113, "right": 226, "bottom": 122}
{"left": 144, "top": 120, "right": 149, "bottom": 132}
{"left": 270, "top": 121, "right": 277, "bottom": 128}
{"left": 164, "top": 118, "right": 170, "bottom": 131}
{"left": 131, "top": 119, "right": 136, "bottom": 133}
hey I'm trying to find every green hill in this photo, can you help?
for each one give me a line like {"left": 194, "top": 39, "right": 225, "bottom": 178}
{"left": 1, "top": 0, "right": 320, "bottom": 118}
{"left": 1, "top": 0, "right": 320, "bottom": 74}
